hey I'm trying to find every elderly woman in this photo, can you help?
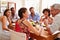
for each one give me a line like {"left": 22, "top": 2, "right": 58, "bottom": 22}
{"left": 15, "top": 7, "right": 42, "bottom": 40}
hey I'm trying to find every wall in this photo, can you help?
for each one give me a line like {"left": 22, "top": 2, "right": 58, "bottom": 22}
{"left": 42, "top": 0, "right": 60, "bottom": 10}
{"left": 0, "top": 0, "right": 24, "bottom": 16}
{"left": 0, "top": 0, "right": 60, "bottom": 16}
{"left": 41, "top": 0, "right": 60, "bottom": 16}
{"left": 0, "top": 0, "right": 42, "bottom": 16}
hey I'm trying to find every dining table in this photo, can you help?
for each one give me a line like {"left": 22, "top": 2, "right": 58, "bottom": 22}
{"left": 29, "top": 23, "right": 56, "bottom": 40}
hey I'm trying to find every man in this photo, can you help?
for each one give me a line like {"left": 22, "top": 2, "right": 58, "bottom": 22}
{"left": 50, "top": 4, "right": 60, "bottom": 40}
{"left": 29, "top": 7, "right": 40, "bottom": 22}
{"left": 11, "top": 7, "right": 19, "bottom": 23}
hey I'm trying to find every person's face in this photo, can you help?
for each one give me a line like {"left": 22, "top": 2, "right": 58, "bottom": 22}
{"left": 55, "top": 9, "right": 60, "bottom": 14}
{"left": 50, "top": 7, "right": 60, "bottom": 16}
{"left": 30, "top": 8, "right": 35, "bottom": 14}
{"left": 44, "top": 11, "right": 49, "bottom": 18}
{"left": 50, "top": 7, "right": 56, "bottom": 15}
{"left": 12, "top": 8, "right": 15, "bottom": 14}
{"left": 23, "top": 10, "right": 29, "bottom": 19}
{"left": 6, "top": 10, "right": 11, "bottom": 17}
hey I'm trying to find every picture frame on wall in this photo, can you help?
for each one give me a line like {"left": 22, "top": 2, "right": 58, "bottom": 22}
{"left": 8, "top": 2, "right": 16, "bottom": 10}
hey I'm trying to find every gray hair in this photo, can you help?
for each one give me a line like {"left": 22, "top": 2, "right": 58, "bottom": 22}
{"left": 51, "top": 4, "right": 60, "bottom": 10}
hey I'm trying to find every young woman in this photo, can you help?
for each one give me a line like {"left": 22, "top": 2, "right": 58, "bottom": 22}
{"left": 40, "top": 8, "right": 53, "bottom": 35}
{"left": 1, "top": 9, "right": 12, "bottom": 31}
{"left": 0, "top": 9, "right": 12, "bottom": 40}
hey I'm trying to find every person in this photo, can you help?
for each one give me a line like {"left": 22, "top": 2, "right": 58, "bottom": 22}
{"left": 50, "top": 4, "right": 60, "bottom": 40}
{"left": 1, "top": 9, "right": 12, "bottom": 31}
{"left": 41, "top": 8, "right": 53, "bottom": 25}
{"left": 11, "top": 7, "right": 19, "bottom": 23}
{"left": 40, "top": 8, "right": 53, "bottom": 35}
{"left": 29, "top": 7, "right": 40, "bottom": 22}
{"left": 15, "top": 7, "right": 41, "bottom": 40}
{"left": 0, "top": 9, "right": 12, "bottom": 40}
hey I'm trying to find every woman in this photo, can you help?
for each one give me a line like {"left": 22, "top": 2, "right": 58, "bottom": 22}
{"left": 0, "top": 9, "right": 12, "bottom": 40}
{"left": 41, "top": 8, "right": 53, "bottom": 24}
{"left": 1, "top": 9, "right": 12, "bottom": 31}
{"left": 15, "top": 8, "right": 41, "bottom": 40}
{"left": 40, "top": 8, "right": 53, "bottom": 35}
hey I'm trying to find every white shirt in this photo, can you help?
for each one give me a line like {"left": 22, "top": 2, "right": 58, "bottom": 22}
{"left": 11, "top": 13, "right": 19, "bottom": 22}
{"left": 50, "top": 13, "right": 60, "bottom": 38}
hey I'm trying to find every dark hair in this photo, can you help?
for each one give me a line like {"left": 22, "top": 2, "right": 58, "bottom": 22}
{"left": 18, "top": 7, "right": 27, "bottom": 19}
{"left": 29, "top": 7, "right": 34, "bottom": 11}
{"left": 42, "top": 8, "right": 50, "bottom": 16}
{"left": 4, "top": 9, "right": 10, "bottom": 16}
{"left": 11, "top": 7, "right": 14, "bottom": 11}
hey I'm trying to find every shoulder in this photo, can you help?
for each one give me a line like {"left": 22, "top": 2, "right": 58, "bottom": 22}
{"left": 23, "top": 20, "right": 29, "bottom": 23}
{"left": 0, "top": 16, "right": 7, "bottom": 23}
{"left": 1, "top": 16, "right": 7, "bottom": 21}
{"left": 16, "top": 19, "right": 20, "bottom": 23}
{"left": 2, "top": 16, "right": 7, "bottom": 20}
{"left": 2, "top": 16, "right": 6, "bottom": 18}
{"left": 23, "top": 20, "right": 30, "bottom": 25}
{"left": 42, "top": 18, "right": 46, "bottom": 21}
{"left": 16, "top": 19, "right": 24, "bottom": 24}
{"left": 35, "top": 12, "right": 40, "bottom": 16}
{"left": 49, "top": 17, "right": 53, "bottom": 20}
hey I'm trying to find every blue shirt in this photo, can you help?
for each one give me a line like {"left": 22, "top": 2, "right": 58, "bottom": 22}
{"left": 29, "top": 12, "right": 40, "bottom": 22}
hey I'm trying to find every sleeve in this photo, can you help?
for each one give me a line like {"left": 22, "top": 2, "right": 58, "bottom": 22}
{"left": 49, "top": 16, "right": 60, "bottom": 33}
{"left": 36, "top": 13, "right": 40, "bottom": 22}
{"left": 16, "top": 13, "right": 19, "bottom": 19}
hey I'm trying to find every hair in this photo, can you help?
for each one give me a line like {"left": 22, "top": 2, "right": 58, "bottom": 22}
{"left": 4, "top": 9, "right": 10, "bottom": 16}
{"left": 42, "top": 8, "right": 50, "bottom": 16}
{"left": 11, "top": 7, "right": 14, "bottom": 11}
{"left": 18, "top": 7, "right": 27, "bottom": 19}
{"left": 51, "top": 4, "right": 60, "bottom": 10}
{"left": 29, "top": 7, "right": 34, "bottom": 11}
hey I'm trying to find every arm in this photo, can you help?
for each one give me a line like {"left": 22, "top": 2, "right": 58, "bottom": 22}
{"left": 40, "top": 15, "right": 44, "bottom": 23}
{"left": 23, "top": 20, "right": 40, "bottom": 36}
{"left": 50, "top": 16, "right": 60, "bottom": 33}
{"left": 50, "top": 17, "right": 53, "bottom": 24}
{"left": 2, "top": 16, "right": 9, "bottom": 31}
{"left": 44, "top": 19, "right": 52, "bottom": 34}
{"left": 48, "top": 17, "right": 53, "bottom": 24}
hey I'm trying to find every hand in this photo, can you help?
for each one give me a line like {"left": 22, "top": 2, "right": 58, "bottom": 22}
{"left": 41, "top": 15, "right": 45, "bottom": 18}
{"left": 30, "top": 19, "right": 33, "bottom": 22}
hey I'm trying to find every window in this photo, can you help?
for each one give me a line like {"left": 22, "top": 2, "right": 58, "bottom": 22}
{"left": 25, "top": 0, "right": 40, "bottom": 12}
